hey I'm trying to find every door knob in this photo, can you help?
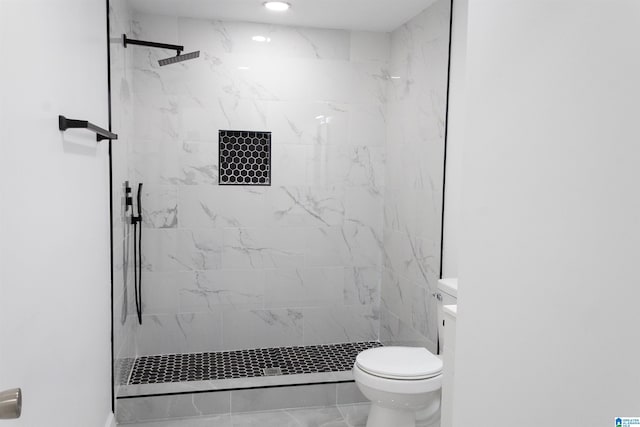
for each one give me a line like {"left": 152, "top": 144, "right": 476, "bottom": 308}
{"left": 0, "top": 388, "right": 21, "bottom": 419}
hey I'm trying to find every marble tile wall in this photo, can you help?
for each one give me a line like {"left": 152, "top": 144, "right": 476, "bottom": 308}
{"left": 128, "top": 14, "right": 389, "bottom": 354}
{"left": 380, "top": 0, "right": 450, "bottom": 351}
{"left": 116, "top": 382, "right": 366, "bottom": 424}
{"left": 119, "top": 403, "right": 440, "bottom": 427}
{"left": 110, "top": 0, "right": 137, "bottom": 402}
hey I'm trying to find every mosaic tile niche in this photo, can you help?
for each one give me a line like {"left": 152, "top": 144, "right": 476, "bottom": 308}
{"left": 219, "top": 130, "right": 271, "bottom": 185}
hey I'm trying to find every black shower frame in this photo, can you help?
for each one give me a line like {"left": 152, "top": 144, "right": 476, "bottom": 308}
{"left": 105, "top": 0, "right": 115, "bottom": 413}
{"left": 105, "top": 0, "right": 455, "bottom": 413}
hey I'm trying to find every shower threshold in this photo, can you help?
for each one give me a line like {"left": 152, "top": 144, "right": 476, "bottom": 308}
{"left": 118, "top": 341, "right": 382, "bottom": 397}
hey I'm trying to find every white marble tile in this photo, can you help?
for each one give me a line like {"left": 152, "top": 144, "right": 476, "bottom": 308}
{"left": 179, "top": 18, "right": 351, "bottom": 61}
{"left": 135, "top": 312, "right": 224, "bottom": 355}
{"left": 132, "top": 141, "right": 180, "bottom": 186}
{"left": 141, "top": 185, "right": 178, "bottom": 229}
{"left": 347, "top": 103, "right": 386, "bottom": 147}
{"left": 342, "top": 221, "right": 383, "bottom": 268}
{"left": 178, "top": 186, "right": 266, "bottom": 229}
{"left": 179, "top": 142, "right": 218, "bottom": 185}
{"left": 380, "top": 267, "right": 413, "bottom": 326}
{"left": 304, "top": 227, "right": 351, "bottom": 268}
{"left": 336, "top": 383, "right": 367, "bottom": 405}
{"left": 213, "top": 97, "right": 270, "bottom": 130}
{"left": 179, "top": 106, "right": 219, "bottom": 142}
{"left": 222, "top": 227, "right": 305, "bottom": 269}
{"left": 222, "top": 309, "right": 304, "bottom": 350}
{"left": 175, "top": 229, "right": 223, "bottom": 270}
{"left": 350, "top": 32, "right": 391, "bottom": 63}
{"left": 142, "top": 229, "right": 181, "bottom": 272}
{"left": 120, "top": 414, "right": 232, "bottom": 427}
{"left": 337, "top": 403, "right": 370, "bottom": 427}
{"left": 116, "top": 391, "right": 230, "bottom": 424}
{"left": 382, "top": 229, "right": 439, "bottom": 288}
{"left": 379, "top": 308, "right": 432, "bottom": 350}
{"left": 267, "top": 101, "right": 349, "bottom": 146}
{"left": 344, "top": 267, "right": 380, "bottom": 306}
{"left": 269, "top": 145, "right": 310, "bottom": 186}
{"left": 140, "top": 271, "right": 187, "bottom": 315}
{"left": 131, "top": 12, "right": 180, "bottom": 45}
{"left": 308, "top": 145, "right": 384, "bottom": 189}
{"left": 344, "top": 187, "right": 383, "bottom": 229}
{"left": 352, "top": 61, "right": 389, "bottom": 105}
{"left": 303, "top": 306, "right": 378, "bottom": 345}
{"left": 179, "top": 269, "right": 264, "bottom": 312}
{"left": 264, "top": 267, "right": 344, "bottom": 309}
{"left": 231, "top": 406, "right": 345, "bottom": 427}
{"left": 266, "top": 186, "right": 345, "bottom": 228}
{"left": 132, "top": 96, "right": 183, "bottom": 142}
{"left": 231, "top": 384, "right": 337, "bottom": 414}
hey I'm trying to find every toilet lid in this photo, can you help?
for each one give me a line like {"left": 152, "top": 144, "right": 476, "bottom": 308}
{"left": 355, "top": 346, "right": 442, "bottom": 380}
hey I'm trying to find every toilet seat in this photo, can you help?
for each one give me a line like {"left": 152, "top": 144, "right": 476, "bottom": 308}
{"left": 355, "top": 346, "right": 442, "bottom": 380}
{"left": 353, "top": 363, "right": 442, "bottom": 394}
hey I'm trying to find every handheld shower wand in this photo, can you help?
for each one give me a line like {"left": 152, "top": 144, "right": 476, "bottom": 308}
{"left": 132, "top": 183, "right": 143, "bottom": 325}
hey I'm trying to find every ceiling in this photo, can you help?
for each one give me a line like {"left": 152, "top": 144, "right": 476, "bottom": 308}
{"left": 127, "top": 0, "right": 439, "bottom": 32}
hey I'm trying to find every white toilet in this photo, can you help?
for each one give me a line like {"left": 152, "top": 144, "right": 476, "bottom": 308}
{"left": 353, "top": 279, "right": 458, "bottom": 427}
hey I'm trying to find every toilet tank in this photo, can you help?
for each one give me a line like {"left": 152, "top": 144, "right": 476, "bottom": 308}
{"left": 436, "top": 278, "right": 458, "bottom": 353}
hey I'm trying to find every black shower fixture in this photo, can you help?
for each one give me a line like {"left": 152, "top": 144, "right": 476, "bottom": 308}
{"left": 158, "top": 51, "right": 200, "bottom": 67}
{"left": 122, "top": 34, "right": 200, "bottom": 67}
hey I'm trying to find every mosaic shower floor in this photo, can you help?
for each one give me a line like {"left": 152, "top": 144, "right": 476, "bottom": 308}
{"left": 129, "top": 342, "right": 381, "bottom": 385}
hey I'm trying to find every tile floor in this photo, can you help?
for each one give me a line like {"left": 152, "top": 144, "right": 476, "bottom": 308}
{"left": 122, "top": 403, "right": 439, "bottom": 427}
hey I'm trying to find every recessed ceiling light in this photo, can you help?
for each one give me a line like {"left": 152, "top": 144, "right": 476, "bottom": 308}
{"left": 238, "top": 66, "right": 250, "bottom": 70}
{"left": 252, "top": 35, "right": 271, "bottom": 43}
{"left": 264, "top": 1, "right": 290, "bottom": 11}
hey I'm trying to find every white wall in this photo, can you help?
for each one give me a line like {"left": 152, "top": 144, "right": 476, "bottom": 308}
{"left": 454, "top": 1, "right": 640, "bottom": 425}
{"left": 0, "top": 0, "right": 112, "bottom": 426}
{"left": 441, "top": 0, "right": 467, "bottom": 278}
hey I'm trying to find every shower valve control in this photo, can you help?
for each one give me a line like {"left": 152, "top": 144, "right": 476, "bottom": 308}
{"left": 124, "top": 182, "right": 133, "bottom": 208}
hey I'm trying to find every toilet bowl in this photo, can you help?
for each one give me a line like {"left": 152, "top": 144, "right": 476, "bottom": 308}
{"left": 353, "top": 346, "right": 442, "bottom": 427}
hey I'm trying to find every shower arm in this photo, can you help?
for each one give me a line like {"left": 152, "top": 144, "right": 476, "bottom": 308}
{"left": 122, "top": 34, "right": 183, "bottom": 56}
{"left": 58, "top": 115, "right": 117, "bottom": 141}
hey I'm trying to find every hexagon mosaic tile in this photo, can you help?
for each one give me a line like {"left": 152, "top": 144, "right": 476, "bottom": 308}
{"left": 128, "top": 341, "right": 382, "bottom": 385}
{"left": 219, "top": 130, "right": 271, "bottom": 185}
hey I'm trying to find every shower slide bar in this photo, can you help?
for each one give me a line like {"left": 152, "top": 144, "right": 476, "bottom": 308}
{"left": 58, "top": 115, "right": 118, "bottom": 141}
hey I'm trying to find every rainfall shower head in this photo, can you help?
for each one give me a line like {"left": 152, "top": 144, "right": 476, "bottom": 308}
{"left": 122, "top": 35, "right": 200, "bottom": 67}
{"left": 159, "top": 51, "right": 200, "bottom": 67}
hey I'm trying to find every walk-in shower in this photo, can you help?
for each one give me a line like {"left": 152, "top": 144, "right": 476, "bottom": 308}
{"left": 109, "top": 0, "right": 452, "bottom": 422}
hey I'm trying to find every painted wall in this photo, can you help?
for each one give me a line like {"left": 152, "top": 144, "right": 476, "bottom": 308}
{"left": 0, "top": 0, "right": 113, "bottom": 426}
{"left": 127, "top": 14, "right": 389, "bottom": 355}
{"left": 454, "top": 0, "right": 640, "bottom": 425}
{"left": 380, "top": 0, "right": 450, "bottom": 351}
